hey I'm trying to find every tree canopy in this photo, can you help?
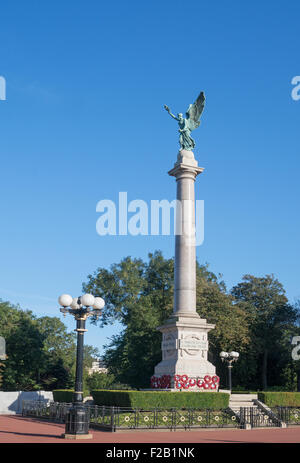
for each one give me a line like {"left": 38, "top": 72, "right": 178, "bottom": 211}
{"left": 83, "top": 251, "right": 300, "bottom": 391}
{"left": 0, "top": 300, "right": 99, "bottom": 391}
{"left": 1, "top": 251, "right": 299, "bottom": 392}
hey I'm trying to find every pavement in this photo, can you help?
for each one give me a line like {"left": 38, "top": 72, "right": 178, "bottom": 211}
{"left": 0, "top": 415, "right": 300, "bottom": 444}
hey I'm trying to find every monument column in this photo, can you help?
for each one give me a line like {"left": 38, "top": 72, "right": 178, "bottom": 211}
{"left": 169, "top": 149, "right": 204, "bottom": 318}
{"left": 152, "top": 91, "right": 217, "bottom": 390}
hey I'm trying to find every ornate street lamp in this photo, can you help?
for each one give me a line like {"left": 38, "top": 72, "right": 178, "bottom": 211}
{"left": 58, "top": 293, "right": 105, "bottom": 440}
{"left": 219, "top": 351, "right": 239, "bottom": 392}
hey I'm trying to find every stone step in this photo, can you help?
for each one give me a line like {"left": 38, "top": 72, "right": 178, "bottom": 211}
{"left": 229, "top": 398, "right": 257, "bottom": 406}
{"left": 229, "top": 395, "right": 259, "bottom": 417}
{"left": 230, "top": 403, "right": 257, "bottom": 409}
{"left": 229, "top": 396, "right": 284, "bottom": 428}
{"left": 230, "top": 394, "right": 258, "bottom": 401}
{"left": 230, "top": 405, "right": 258, "bottom": 411}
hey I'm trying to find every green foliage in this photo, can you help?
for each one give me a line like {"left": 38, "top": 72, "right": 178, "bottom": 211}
{"left": 264, "top": 386, "right": 291, "bottom": 392}
{"left": 83, "top": 253, "right": 250, "bottom": 389}
{"left": 258, "top": 392, "right": 300, "bottom": 407}
{"left": 52, "top": 389, "right": 91, "bottom": 402}
{"left": 85, "top": 372, "right": 116, "bottom": 392}
{"left": 83, "top": 252, "right": 174, "bottom": 388}
{"left": 0, "top": 299, "right": 99, "bottom": 391}
{"left": 35, "top": 316, "right": 76, "bottom": 390}
{"left": 52, "top": 389, "right": 74, "bottom": 402}
{"left": 1, "top": 250, "right": 299, "bottom": 394}
{"left": 83, "top": 252, "right": 300, "bottom": 392}
{"left": 196, "top": 264, "right": 252, "bottom": 387}
{"left": 0, "top": 305, "right": 45, "bottom": 390}
{"left": 231, "top": 275, "right": 298, "bottom": 390}
{"left": 91, "top": 390, "right": 229, "bottom": 409}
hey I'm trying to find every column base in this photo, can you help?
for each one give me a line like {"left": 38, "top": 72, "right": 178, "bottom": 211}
{"left": 154, "top": 315, "right": 216, "bottom": 381}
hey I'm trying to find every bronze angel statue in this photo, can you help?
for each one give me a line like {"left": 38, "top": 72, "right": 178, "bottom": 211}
{"left": 164, "top": 91, "right": 206, "bottom": 151}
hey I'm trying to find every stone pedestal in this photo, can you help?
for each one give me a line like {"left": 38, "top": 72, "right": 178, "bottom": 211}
{"left": 153, "top": 150, "right": 216, "bottom": 389}
{"left": 154, "top": 315, "right": 216, "bottom": 379}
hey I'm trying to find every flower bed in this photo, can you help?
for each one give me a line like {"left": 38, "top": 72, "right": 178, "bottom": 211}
{"left": 150, "top": 374, "right": 220, "bottom": 390}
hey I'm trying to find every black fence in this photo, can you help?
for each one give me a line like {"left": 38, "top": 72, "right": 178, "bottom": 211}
{"left": 22, "top": 400, "right": 73, "bottom": 423}
{"left": 22, "top": 401, "right": 239, "bottom": 431}
{"left": 89, "top": 405, "right": 240, "bottom": 431}
{"left": 270, "top": 407, "right": 300, "bottom": 426}
{"left": 239, "top": 407, "right": 281, "bottom": 428}
{"left": 23, "top": 401, "right": 300, "bottom": 430}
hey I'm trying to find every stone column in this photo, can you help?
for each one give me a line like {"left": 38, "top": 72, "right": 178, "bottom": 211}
{"left": 168, "top": 150, "right": 204, "bottom": 318}
{"left": 153, "top": 149, "right": 216, "bottom": 387}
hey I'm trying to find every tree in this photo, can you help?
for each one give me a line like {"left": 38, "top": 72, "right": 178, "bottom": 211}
{"left": 83, "top": 251, "right": 174, "bottom": 387}
{"left": 4, "top": 321, "right": 44, "bottom": 390}
{"left": 35, "top": 316, "right": 76, "bottom": 390}
{"left": 85, "top": 371, "right": 115, "bottom": 392}
{"left": 196, "top": 264, "right": 252, "bottom": 389}
{"left": 0, "top": 299, "right": 100, "bottom": 391}
{"left": 83, "top": 252, "right": 252, "bottom": 389}
{"left": 231, "top": 274, "right": 298, "bottom": 390}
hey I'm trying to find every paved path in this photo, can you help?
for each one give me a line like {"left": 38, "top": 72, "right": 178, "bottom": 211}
{"left": 0, "top": 415, "right": 300, "bottom": 443}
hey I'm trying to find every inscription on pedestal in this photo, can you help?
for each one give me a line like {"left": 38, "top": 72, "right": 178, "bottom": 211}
{"left": 162, "top": 339, "right": 208, "bottom": 351}
{"left": 179, "top": 339, "right": 208, "bottom": 350}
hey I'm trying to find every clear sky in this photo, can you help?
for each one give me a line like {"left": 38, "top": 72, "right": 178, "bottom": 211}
{"left": 0, "top": 0, "right": 299, "bottom": 354}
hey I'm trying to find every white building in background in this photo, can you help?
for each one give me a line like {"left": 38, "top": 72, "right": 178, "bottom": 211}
{"left": 87, "top": 359, "right": 108, "bottom": 376}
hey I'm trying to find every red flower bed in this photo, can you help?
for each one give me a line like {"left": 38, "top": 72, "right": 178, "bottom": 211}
{"left": 151, "top": 374, "right": 220, "bottom": 390}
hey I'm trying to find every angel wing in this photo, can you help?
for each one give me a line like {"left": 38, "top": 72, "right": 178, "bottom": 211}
{"left": 186, "top": 91, "right": 206, "bottom": 131}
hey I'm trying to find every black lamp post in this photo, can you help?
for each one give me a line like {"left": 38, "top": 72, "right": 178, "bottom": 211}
{"left": 219, "top": 351, "right": 239, "bottom": 392}
{"left": 58, "top": 293, "right": 105, "bottom": 440}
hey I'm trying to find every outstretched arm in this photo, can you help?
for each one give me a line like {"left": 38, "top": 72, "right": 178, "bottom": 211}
{"left": 164, "top": 104, "right": 178, "bottom": 120}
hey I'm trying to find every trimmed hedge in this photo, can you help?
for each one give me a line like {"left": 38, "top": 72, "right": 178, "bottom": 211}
{"left": 91, "top": 390, "right": 229, "bottom": 410}
{"left": 52, "top": 390, "right": 74, "bottom": 402}
{"left": 52, "top": 389, "right": 90, "bottom": 402}
{"left": 258, "top": 392, "right": 300, "bottom": 407}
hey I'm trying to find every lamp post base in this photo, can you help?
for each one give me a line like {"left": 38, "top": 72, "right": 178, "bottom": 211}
{"left": 64, "top": 403, "right": 91, "bottom": 438}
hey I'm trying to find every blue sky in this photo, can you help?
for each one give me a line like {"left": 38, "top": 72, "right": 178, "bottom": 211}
{"left": 0, "top": 0, "right": 299, "bottom": 354}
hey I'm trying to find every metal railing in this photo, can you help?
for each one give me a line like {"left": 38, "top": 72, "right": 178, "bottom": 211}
{"left": 270, "top": 407, "right": 300, "bottom": 426}
{"left": 239, "top": 407, "right": 281, "bottom": 428}
{"left": 22, "top": 401, "right": 239, "bottom": 430}
{"left": 25, "top": 401, "right": 300, "bottom": 429}
{"left": 22, "top": 400, "right": 73, "bottom": 423}
{"left": 89, "top": 405, "right": 240, "bottom": 430}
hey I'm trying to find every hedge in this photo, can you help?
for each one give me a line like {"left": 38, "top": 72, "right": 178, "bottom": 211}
{"left": 258, "top": 392, "right": 300, "bottom": 407}
{"left": 91, "top": 390, "right": 229, "bottom": 410}
{"left": 52, "top": 390, "right": 74, "bottom": 403}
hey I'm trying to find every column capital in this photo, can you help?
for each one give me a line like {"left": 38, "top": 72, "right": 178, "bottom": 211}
{"left": 168, "top": 151, "right": 204, "bottom": 180}
{"left": 168, "top": 163, "right": 204, "bottom": 180}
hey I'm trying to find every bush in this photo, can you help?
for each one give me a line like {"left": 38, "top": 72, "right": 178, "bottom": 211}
{"left": 264, "top": 386, "right": 291, "bottom": 392}
{"left": 52, "top": 389, "right": 74, "bottom": 402}
{"left": 52, "top": 389, "right": 90, "bottom": 402}
{"left": 258, "top": 392, "right": 300, "bottom": 407}
{"left": 85, "top": 372, "right": 115, "bottom": 392}
{"left": 91, "top": 390, "right": 229, "bottom": 410}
